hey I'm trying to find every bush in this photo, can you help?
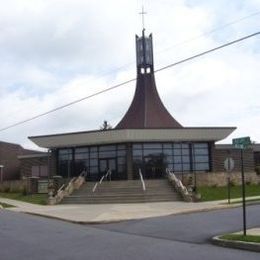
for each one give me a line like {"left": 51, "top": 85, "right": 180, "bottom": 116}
{"left": 229, "top": 180, "right": 236, "bottom": 187}
{"left": 245, "top": 180, "right": 252, "bottom": 185}
{"left": 22, "top": 187, "right": 27, "bottom": 196}
{"left": 3, "top": 187, "right": 10, "bottom": 193}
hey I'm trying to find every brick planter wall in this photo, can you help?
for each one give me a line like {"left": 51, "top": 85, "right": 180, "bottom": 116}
{"left": 175, "top": 171, "right": 260, "bottom": 187}
{"left": 0, "top": 179, "right": 27, "bottom": 193}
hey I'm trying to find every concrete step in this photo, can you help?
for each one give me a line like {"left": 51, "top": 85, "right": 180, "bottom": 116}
{"left": 62, "top": 195, "right": 180, "bottom": 204}
{"left": 60, "top": 178, "right": 182, "bottom": 204}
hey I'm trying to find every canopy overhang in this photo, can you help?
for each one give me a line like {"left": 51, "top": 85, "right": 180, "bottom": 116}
{"left": 29, "top": 127, "right": 236, "bottom": 149}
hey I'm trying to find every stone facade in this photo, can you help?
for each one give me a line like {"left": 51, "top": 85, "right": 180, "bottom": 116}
{"left": 0, "top": 179, "right": 27, "bottom": 193}
{"left": 176, "top": 171, "right": 260, "bottom": 187}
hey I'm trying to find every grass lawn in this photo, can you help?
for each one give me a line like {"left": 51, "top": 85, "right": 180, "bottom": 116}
{"left": 0, "top": 193, "right": 48, "bottom": 205}
{"left": 198, "top": 184, "right": 260, "bottom": 202}
{"left": 221, "top": 234, "right": 260, "bottom": 243}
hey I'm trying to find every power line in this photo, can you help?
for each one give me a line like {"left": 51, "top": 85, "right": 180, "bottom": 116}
{"left": 157, "top": 10, "right": 260, "bottom": 55}
{"left": 72, "top": 10, "right": 260, "bottom": 84}
{"left": 0, "top": 31, "right": 259, "bottom": 132}
{"left": 0, "top": 78, "right": 136, "bottom": 132}
{"left": 155, "top": 31, "right": 260, "bottom": 73}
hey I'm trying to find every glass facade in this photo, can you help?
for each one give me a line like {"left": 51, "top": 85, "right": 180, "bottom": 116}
{"left": 132, "top": 142, "right": 210, "bottom": 179}
{"left": 57, "top": 142, "right": 211, "bottom": 181}
{"left": 58, "top": 144, "right": 127, "bottom": 181}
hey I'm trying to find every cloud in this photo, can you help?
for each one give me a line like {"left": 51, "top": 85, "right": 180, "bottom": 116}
{"left": 0, "top": 0, "right": 259, "bottom": 149}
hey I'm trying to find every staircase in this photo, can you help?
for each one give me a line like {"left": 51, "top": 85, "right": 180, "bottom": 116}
{"left": 61, "top": 179, "right": 182, "bottom": 204}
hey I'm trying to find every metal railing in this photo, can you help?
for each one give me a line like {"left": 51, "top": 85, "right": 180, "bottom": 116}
{"left": 138, "top": 168, "right": 146, "bottom": 191}
{"left": 92, "top": 169, "right": 112, "bottom": 193}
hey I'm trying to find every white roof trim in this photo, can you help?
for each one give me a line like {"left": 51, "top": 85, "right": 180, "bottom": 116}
{"left": 29, "top": 128, "right": 236, "bottom": 149}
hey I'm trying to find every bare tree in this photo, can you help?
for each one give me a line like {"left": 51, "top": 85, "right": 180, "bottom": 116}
{"left": 100, "top": 120, "right": 112, "bottom": 130}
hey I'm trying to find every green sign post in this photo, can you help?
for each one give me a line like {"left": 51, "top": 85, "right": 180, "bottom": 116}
{"left": 232, "top": 136, "right": 251, "bottom": 236}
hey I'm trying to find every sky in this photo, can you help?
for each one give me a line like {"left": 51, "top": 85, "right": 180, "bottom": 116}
{"left": 0, "top": 0, "right": 259, "bottom": 151}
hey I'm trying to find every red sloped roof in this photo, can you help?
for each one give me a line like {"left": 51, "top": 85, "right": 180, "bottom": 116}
{"left": 116, "top": 72, "right": 182, "bottom": 129}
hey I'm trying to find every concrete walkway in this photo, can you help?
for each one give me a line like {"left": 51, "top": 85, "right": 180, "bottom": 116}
{"left": 0, "top": 197, "right": 243, "bottom": 224}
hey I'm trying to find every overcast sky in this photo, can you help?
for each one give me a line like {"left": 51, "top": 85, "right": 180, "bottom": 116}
{"left": 0, "top": 0, "right": 259, "bottom": 150}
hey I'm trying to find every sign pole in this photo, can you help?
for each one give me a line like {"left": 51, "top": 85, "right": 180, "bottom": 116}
{"left": 240, "top": 148, "right": 247, "bottom": 236}
{"left": 227, "top": 176, "right": 231, "bottom": 204}
{"left": 233, "top": 137, "right": 251, "bottom": 237}
{"left": 224, "top": 157, "right": 234, "bottom": 204}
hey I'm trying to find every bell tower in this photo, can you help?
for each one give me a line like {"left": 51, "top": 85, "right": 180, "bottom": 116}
{"left": 115, "top": 15, "right": 182, "bottom": 129}
{"left": 136, "top": 29, "right": 154, "bottom": 74}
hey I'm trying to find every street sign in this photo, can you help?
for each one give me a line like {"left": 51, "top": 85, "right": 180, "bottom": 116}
{"left": 232, "top": 136, "right": 251, "bottom": 149}
{"left": 224, "top": 157, "right": 234, "bottom": 172}
{"left": 232, "top": 138, "right": 249, "bottom": 235}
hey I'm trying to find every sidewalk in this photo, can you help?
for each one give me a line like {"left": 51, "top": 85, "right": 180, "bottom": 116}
{"left": 0, "top": 197, "right": 240, "bottom": 224}
{"left": 1, "top": 197, "right": 259, "bottom": 252}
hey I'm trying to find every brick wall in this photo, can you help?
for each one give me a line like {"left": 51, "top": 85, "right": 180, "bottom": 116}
{"left": 212, "top": 145, "right": 254, "bottom": 172}
{"left": 0, "top": 141, "right": 38, "bottom": 180}
{"left": 19, "top": 155, "right": 48, "bottom": 178}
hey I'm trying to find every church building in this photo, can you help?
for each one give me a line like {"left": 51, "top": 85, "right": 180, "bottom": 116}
{"left": 29, "top": 29, "right": 238, "bottom": 184}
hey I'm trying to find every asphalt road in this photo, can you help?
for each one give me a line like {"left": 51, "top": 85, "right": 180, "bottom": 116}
{"left": 0, "top": 205, "right": 260, "bottom": 260}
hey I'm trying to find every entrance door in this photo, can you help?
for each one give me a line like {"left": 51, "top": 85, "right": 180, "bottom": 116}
{"left": 144, "top": 155, "right": 165, "bottom": 179}
{"left": 99, "top": 158, "right": 116, "bottom": 180}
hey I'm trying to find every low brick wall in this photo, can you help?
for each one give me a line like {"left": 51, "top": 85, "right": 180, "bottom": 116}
{"left": 175, "top": 171, "right": 260, "bottom": 187}
{"left": 0, "top": 179, "right": 27, "bottom": 193}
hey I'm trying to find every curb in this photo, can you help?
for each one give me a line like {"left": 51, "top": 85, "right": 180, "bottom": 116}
{"left": 22, "top": 211, "right": 143, "bottom": 225}
{"left": 17, "top": 204, "right": 236, "bottom": 225}
{"left": 212, "top": 236, "right": 260, "bottom": 252}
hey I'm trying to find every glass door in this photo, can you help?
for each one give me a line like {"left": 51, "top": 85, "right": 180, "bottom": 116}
{"left": 99, "top": 158, "right": 117, "bottom": 180}
{"left": 144, "top": 155, "right": 164, "bottom": 179}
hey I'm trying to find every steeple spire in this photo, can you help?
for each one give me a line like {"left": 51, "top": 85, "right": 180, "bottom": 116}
{"left": 115, "top": 27, "right": 182, "bottom": 129}
{"left": 139, "top": 6, "right": 147, "bottom": 31}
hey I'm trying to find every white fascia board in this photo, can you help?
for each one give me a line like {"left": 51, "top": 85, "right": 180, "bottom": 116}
{"left": 29, "top": 127, "right": 236, "bottom": 149}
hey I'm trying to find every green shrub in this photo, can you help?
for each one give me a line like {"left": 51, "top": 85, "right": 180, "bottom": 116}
{"left": 3, "top": 187, "right": 10, "bottom": 193}
{"left": 22, "top": 187, "right": 27, "bottom": 196}
{"left": 229, "top": 180, "right": 236, "bottom": 187}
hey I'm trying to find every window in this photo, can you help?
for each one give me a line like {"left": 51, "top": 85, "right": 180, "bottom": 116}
{"left": 143, "top": 143, "right": 162, "bottom": 149}
{"left": 99, "top": 150, "right": 116, "bottom": 158}
{"left": 99, "top": 145, "right": 116, "bottom": 152}
{"left": 192, "top": 143, "right": 209, "bottom": 172}
{"left": 58, "top": 149, "right": 72, "bottom": 160}
{"left": 132, "top": 142, "right": 210, "bottom": 176}
{"left": 75, "top": 153, "right": 88, "bottom": 160}
{"left": 133, "top": 149, "right": 143, "bottom": 156}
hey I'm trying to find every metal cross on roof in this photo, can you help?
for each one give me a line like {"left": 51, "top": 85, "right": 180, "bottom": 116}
{"left": 139, "top": 6, "right": 147, "bottom": 30}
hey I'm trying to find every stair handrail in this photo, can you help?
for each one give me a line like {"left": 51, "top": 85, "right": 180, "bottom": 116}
{"left": 166, "top": 168, "right": 192, "bottom": 202}
{"left": 48, "top": 170, "right": 87, "bottom": 205}
{"left": 138, "top": 168, "right": 146, "bottom": 191}
{"left": 92, "top": 169, "right": 112, "bottom": 193}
